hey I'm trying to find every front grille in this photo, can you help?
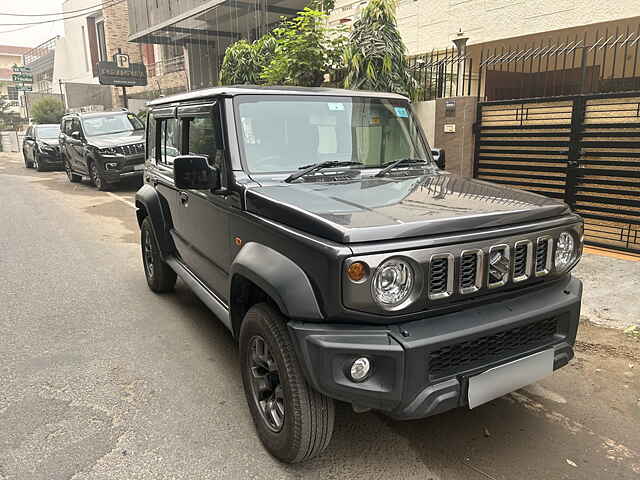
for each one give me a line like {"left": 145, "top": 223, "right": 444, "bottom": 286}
{"left": 460, "top": 253, "right": 477, "bottom": 289}
{"left": 535, "top": 237, "right": 552, "bottom": 275}
{"left": 429, "top": 255, "right": 452, "bottom": 299}
{"left": 514, "top": 243, "right": 527, "bottom": 277}
{"left": 427, "top": 318, "right": 559, "bottom": 379}
{"left": 117, "top": 143, "right": 144, "bottom": 156}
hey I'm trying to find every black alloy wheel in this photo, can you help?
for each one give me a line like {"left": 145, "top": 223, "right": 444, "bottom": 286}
{"left": 239, "top": 303, "right": 335, "bottom": 463}
{"left": 248, "top": 335, "right": 286, "bottom": 432}
{"left": 64, "top": 156, "right": 81, "bottom": 183}
{"left": 34, "top": 152, "right": 45, "bottom": 172}
{"left": 140, "top": 217, "right": 176, "bottom": 293}
{"left": 89, "top": 161, "right": 108, "bottom": 191}
{"left": 23, "top": 149, "right": 33, "bottom": 168}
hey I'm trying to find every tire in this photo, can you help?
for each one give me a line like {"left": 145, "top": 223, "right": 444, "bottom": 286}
{"left": 23, "top": 149, "right": 33, "bottom": 168}
{"left": 239, "top": 303, "right": 335, "bottom": 463}
{"left": 88, "top": 160, "right": 109, "bottom": 191}
{"left": 34, "top": 152, "right": 45, "bottom": 172}
{"left": 63, "top": 156, "right": 81, "bottom": 183}
{"left": 141, "top": 216, "right": 176, "bottom": 293}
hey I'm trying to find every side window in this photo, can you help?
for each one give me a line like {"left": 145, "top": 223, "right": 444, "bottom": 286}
{"left": 146, "top": 112, "right": 157, "bottom": 162}
{"left": 185, "top": 111, "right": 224, "bottom": 169}
{"left": 159, "top": 118, "right": 180, "bottom": 165}
{"left": 26, "top": 126, "right": 32, "bottom": 137}
{"left": 71, "top": 118, "right": 82, "bottom": 136}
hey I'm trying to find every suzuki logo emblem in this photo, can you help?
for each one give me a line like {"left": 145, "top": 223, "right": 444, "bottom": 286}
{"left": 489, "top": 250, "right": 510, "bottom": 280}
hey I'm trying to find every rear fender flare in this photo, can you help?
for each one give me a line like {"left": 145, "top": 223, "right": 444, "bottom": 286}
{"left": 135, "top": 184, "right": 173, "bottom": 258}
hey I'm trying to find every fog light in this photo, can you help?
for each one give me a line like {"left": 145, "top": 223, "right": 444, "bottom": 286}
{"left": 349, "top": 357, "right": 371, "bottom": 382}
{"left": 105, "top": 162, "right": 118, "bottom": 170}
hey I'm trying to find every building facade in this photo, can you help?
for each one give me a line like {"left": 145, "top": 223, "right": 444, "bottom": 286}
{"left": 0, "top": 45, "right": 29, "bottom": 113}
{"left": 127, "top": 0, "right": 305, "bottom": 93}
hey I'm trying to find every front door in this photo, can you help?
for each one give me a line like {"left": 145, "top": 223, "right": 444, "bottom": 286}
{"left": 170, "top": 103, "right": 231, "bottom": 302}
{"left": 69, "top": 118, "right": 87, "bottom": 173}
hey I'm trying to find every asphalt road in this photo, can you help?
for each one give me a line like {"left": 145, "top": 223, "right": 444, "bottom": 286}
{"left": 1, "top": 152, "right": 639, "bottom": 480}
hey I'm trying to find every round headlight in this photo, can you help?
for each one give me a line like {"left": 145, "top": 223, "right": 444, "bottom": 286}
{"left": 555, "top": 232, "right": 576, "bottom": 271}
{"left": 371, "top": 258, "right": 414, "bottom": 309}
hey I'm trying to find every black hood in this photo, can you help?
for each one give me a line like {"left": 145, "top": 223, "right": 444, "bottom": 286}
{"left": 86, "top": 131, "right": 144, "bottom": 148}
{"left": 39, "top": 138, "right": 59, "bottom": 147}
{"left": 245, "top": 173, "right": 570, "bottom": 243}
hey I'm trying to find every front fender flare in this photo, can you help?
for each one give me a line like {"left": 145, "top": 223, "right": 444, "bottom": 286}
{"left": 230, "top": 242, "right": 323, "bottom": 321}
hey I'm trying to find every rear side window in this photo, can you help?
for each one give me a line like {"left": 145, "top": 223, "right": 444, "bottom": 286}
{"left": 159, "top": 118, "right": 180, "bottom": 165}
{"left": 146, "top": 113, "right": 157, "bottom": 162}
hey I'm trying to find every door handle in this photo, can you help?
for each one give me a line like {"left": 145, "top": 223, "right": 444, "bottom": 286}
{"left": 179, "top": 192, "right": 189, "bottom": 206}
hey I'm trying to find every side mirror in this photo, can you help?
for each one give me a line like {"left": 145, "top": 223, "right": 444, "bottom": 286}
{"left": 431, "top": 148, "right": 445, "bottom": 170}
{"left": 174, "top": 155, "right": 221, "bottom": 191}
{"left": 71, "top": 131, "right": 81, "bottom": 140}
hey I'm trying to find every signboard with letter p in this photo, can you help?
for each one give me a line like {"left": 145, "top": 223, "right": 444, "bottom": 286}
{"left": 97, "top": 53, "right": 147, "bottom": 87}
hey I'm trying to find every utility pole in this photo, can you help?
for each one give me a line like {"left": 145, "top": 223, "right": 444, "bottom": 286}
{"left": 58, "top": 79, "right": 66, "bottom": 109}
{"left": 122, "top": 86, "right": 128, "bottom": 109}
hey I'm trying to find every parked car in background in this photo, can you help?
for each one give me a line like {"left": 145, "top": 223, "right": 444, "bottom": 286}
{"left": 59, "top": 111, "right": 145, "bottom": 190}
{"left": 135, "top": 86, "right": 584, "bottom": 463}
{"left": 22, "top": 124, "right": 63, "bottom": 171}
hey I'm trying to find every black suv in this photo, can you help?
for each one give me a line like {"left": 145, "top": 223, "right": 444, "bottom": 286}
{"left": 59, "top": 111, "right": 145, "bottom": 190}
{"left": 135, "top": 87, "right": 583, "bottom": 463}
{"left": 22, "top": 124, "right": 62, "bottom": 171}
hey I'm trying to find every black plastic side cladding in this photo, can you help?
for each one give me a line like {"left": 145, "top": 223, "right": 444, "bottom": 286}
{"left": 230, "top": 242, "right": 323, "bottom": 321}
{"left": 135, "top": 183, "right": 173, "bottom": 258}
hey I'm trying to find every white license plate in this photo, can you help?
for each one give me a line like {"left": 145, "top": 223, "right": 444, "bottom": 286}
{"left": 468, "top": 349, "right": 554, "bottom": 409}
{"left": 134, "top": 163, "right": 145, "bottom": 171}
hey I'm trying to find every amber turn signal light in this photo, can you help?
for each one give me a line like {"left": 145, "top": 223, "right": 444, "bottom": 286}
{"left": 346, "top": 261, "right": 369, "bottom": 282}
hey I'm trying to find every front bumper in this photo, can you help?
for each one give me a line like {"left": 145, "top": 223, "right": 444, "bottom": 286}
{"left": 289, "top": 275, "right": 582, "bottom": 419}
{"left": 99, "top": 154, "right": 144, "bottom": 183}
{"left": 38, "top": 149, "right": 63, "bottom": 167}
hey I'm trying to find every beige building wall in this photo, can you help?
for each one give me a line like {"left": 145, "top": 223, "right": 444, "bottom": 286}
{"left": 330, "top": 0, "right": 640, "bottom": 54}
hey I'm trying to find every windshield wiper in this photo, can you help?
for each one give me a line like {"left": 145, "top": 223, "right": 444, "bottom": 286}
{"left": 284, "top": 161, "right": 364, "bottom": 183}
{"left": 375, "top": 158, "right": 429, "bottom": 177}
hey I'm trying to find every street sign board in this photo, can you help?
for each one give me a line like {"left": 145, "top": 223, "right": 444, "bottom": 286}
{"left": 12, "top": 73, "right": 33, "bottom": 83}
{"left": 16, "top": 85, "right": 33, "bottom": 92}
{"left": 97, "top": 53, "right": 147, "bottom": 87}
{"left": 12, "top": 64, "right": 31, "bottom": 73}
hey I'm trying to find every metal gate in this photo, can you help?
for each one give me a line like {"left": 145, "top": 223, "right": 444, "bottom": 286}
{"left": 474, "top": 92, "right": 640, "bottom": 254}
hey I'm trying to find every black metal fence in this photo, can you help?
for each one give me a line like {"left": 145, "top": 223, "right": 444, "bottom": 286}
{"left": 477, "top": 29, "right": 640, "bottom": 101}
{"left": 407, "top": 49, "right": 473, "bottom": 102}
{"left": 407, "top": 30, "right": 640, "bottom": 103}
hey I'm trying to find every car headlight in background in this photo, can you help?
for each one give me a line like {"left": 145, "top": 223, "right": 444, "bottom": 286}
{"left": 555, "top": 231, "right": 577, "bottom": 272}
{"left": 371, "top": 258, "right": 414, "bottom": 309}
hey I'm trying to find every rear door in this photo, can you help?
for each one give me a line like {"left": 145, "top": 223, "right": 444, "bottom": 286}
{"left": 145, "top": 107, "right": 186, "bottom": 261}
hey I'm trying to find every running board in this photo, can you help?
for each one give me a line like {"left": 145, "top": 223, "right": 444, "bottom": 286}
{"left": 165, "top": 257, "right": 232, "bottom": 332}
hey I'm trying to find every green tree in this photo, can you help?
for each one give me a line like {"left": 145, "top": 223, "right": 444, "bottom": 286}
{"left": 30, "top": 96, "right": 65, "bottom": 124}
{"left": 219, "top": 35, "right": 277, "bottom": 85}
{"left": 261, "top": 8, "right": 346, "bottom": 87}
{"left": 343, "top": 0, "right": 415, "bottom": 97}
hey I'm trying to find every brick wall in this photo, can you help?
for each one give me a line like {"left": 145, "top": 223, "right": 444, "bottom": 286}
{"left": 103, "top": 1, "right": 143, "bottom": 108}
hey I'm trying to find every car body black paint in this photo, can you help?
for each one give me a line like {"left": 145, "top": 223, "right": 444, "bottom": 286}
{"left": 59, "top": 111, "right": 145, "bottom": 187}
{"left": 22, "top": 124, "right": 63, "bottom": 170}
{"left": 136, "top": 86, "right": 583, "bottom": 422}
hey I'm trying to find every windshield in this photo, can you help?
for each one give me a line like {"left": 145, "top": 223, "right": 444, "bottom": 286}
{"left": 36, "top": 125, "right": 60, "bottom": 139}
{"left": 81, "top": 113, "right": 144, "bottom": 136}
{"left": 235, "top": 95, "right": 431, "bottom": 174}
